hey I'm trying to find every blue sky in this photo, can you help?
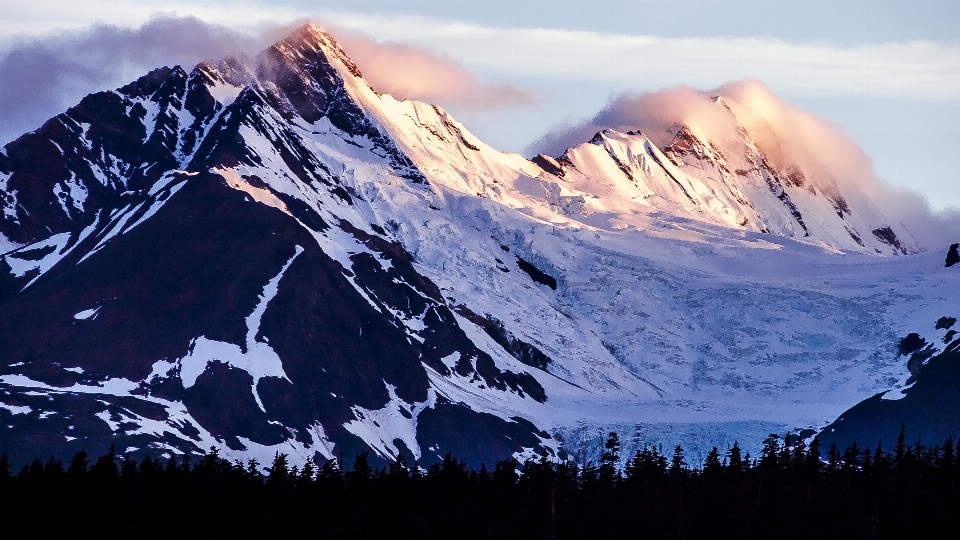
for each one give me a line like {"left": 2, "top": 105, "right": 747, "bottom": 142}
{"left": 3, "top": 0, "right": 958, "bottom": 209}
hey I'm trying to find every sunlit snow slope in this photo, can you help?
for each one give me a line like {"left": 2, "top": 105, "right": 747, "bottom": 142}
{"left": 0, "top": 24, "right": 956, "bottom": 466}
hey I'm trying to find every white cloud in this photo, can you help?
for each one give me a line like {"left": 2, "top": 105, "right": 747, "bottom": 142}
{"left": 323, "top": 13, "right": 960, "bottom": 100}
{"left": 8, "top": 6, "right": 959, "bottom": 100}
{"left": 0, "top": 0, "right": 302, "bottom": 37}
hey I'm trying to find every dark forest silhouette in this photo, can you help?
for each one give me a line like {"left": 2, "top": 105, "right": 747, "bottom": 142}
{"left": 2, "top": 427, "right": 959, "bottom": 539}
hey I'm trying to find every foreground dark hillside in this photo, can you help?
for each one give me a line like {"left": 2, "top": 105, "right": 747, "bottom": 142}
{"left": 821, "top": 316, "right": 960, "bottom": 452}
{"left": 2, "top": 432, "right": 958, "bottom": 539}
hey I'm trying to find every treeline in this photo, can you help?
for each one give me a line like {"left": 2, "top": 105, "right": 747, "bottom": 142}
{"left": 1, "top": 429, "right": 959, "bottom": 539}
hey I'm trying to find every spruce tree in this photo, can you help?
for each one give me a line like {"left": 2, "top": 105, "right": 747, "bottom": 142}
{"left": 670, "top": 445, "right": 687, "bottom": 476}
{"left": 703, "top": 447, "right": 722, "bottom": 474}
{"left": 67, "top": 451, "right": 89, "bottom": 476}
{"left": 298, "top": 459, "right": 316, "bottom": 485}
{"left": 759, "top": 434, "right": 782, "bottom": 470}
{"left": 266, "top": 453, "right": 290, "bottom": 486}
{"left": 599, "top": 431, "right": 621, "bottom": 480}
{"left": 350, "top": 451, "right": 373, "bottom": 484}
{"left": 727, "top": 442, "right": 743, "bottom": 472}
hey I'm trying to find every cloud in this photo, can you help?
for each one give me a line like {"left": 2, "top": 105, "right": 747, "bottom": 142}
{"left": 323, "top": 13, "right": 960, "bottom": 100}
{"left": 0, "top": 15, "right": 535, "bottom": 145}
{"left": 0, "top": 15, "right": 267, "bottom": 144}
{"left": 324, "top": 26, "right": 534, "bottom": 110}
{"left": 530, "top": 81, "right": 960, "bottom": 249}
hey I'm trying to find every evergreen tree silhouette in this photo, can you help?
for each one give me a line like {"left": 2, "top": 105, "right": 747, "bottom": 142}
{"left": 895, "top": 423, "right": 907, "bottom": 464}
{"left": 670, "top": 445, "right": 687, "bottom": 477}
{"left": 727, "top": 442, "right": 744, "bottom": 473}
{"left": 67, "top": 451, "right": 89, "bottom": 476}
{"left": 598, "top": 431, "right": 621, "bottom": 480}
{"left": 703, "top": 447, "right": 722, "bottom": 475}
{"left": 266, "top": 453, "right": 290, "bottom": 486}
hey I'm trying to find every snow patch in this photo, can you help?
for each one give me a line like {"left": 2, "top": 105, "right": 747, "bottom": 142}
{"left": 3, "top": 232, "right": 72, "bottom": 278}
{"left": 0, "top": 374, "right": 139, "bottom": 396}
{"left": 73, "top": 307, "right": 100, "bottom": 320}
{"left": 80, "top": 179, "right": 187, "bottom": 264}
{"left": 0, "top": 403, "right": 31, "bottom": 415}
{"left": 123, "top": 180, "right": 187, "bottom": 234}
{"left": 145, "top": 359, "right": 177, "bottom": 381}
{"left": 179, "top": 246, "right": 304, "bottom": 411}
{"left": 207, "top": 81, "right": 244, "bottom": 107}
{"left": 96, "top": 409, "right": 121, "bottom": 432}
{"left": 0, "top": 233, "right": 23, "bottom": 256}
{"left": 343, "top": 382, "right": 434, "bottom": 462}
{"left": 880, "top": 388, "right": 910, "bottom": 401}
{"left": 216, "top": 167, "right": 291, "bottom": 215}
{"left": 51, "top": 174, "right": 89, "bottom": 217}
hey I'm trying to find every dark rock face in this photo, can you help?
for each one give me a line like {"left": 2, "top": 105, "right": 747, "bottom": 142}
{"left": 515, "top": 256, "right": 558, "bottom": 290}
{"left": 946, "top": 243, "right": 959, "bottom": 267}
{"left": 871, "top": 226, "right": 907, "bottom": 255}
{"left": 0, "top": 24, "right": 551, "bottom": 468}
{"left": 0, "top": 65, "right": 227, "bottom": 247}
{"left": 819, "top": 318, "right": 960, "bottom": 450}
{"left": 531, "top": 154, "right": 564, "bottom": 177}
{"left": 453, "top": 306, "right": 553, "bottom": 372}
{"left": 415, "top": 399, "right": 545, "bottom": 469}
{"left": 0, "top": 167, "right": 549, "bottom": 468}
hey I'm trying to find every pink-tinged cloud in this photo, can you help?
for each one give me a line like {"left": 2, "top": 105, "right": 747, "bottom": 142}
{"left": 530, "top": 81, "right": 960, "bottom": 249}
{"left": 0, "top": 16, "right": 533, "bottom": 146}
{"left": 325, "top": 27, "right": 534, "bottom": 110}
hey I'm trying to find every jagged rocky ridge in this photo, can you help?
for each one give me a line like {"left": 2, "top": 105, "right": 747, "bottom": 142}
{"left": 0, "top": 24, "right": 956, "bottom": 467}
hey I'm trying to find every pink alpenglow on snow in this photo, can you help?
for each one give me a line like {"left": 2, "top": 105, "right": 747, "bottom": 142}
{"left": 532, "top": 81, "right": 960, "bottom": 249}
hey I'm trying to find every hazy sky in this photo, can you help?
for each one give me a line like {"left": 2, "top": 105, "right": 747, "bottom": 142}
{"left": 2, "top": 0, "right": 958, "bottom": 210}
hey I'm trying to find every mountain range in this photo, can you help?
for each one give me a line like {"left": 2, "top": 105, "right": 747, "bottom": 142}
{"left": 1, "top": 24, "right": 956, "bottom": 468}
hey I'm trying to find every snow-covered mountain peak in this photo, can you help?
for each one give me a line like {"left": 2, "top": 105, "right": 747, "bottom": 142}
{"left": 271, "top": 22, "right": 364, "bottom": 79}
{"left": 544, "top": 103, "right": 919, "bottom": 256}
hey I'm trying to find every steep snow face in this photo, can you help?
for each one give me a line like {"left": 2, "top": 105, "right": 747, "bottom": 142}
{"left": 551, "top": 127, "right": 916, "bottom": 256}
{"left": 0, "top": 23, "right": 956, "bottom": 468}
{"left": 308, "top": 27, "right": 914, "bottom": 258}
